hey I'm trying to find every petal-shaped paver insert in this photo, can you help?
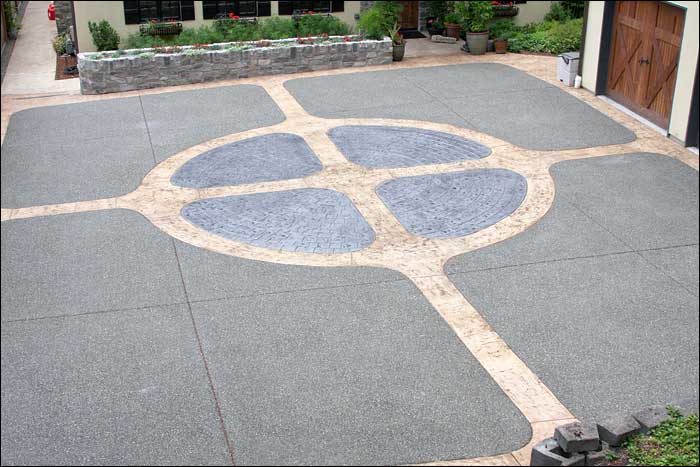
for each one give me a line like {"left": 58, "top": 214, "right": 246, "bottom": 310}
{"left": 171, "top": 133, "right": 322, "bottom": 188}
{"left": 182, "top": 189, "right": 375, "bottom": 253}
{"left": 329, "top": 125, "right": 491, "bottom": 168}
{"left": 378, "top": 169, "right": 527, "bottom": 238}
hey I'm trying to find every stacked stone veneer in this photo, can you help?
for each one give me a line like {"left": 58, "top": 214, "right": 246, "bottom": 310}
{"left": 54, "top": 1, "right": 73, "bottom": 36}
{"left": 78, "top": 37, "right": 393, "bottom": 94}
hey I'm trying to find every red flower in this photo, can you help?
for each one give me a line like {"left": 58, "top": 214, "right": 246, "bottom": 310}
{"left": 151, "top": 18, "right": 158, "bottom": 24}
{"left": 308, "top": 10, "right": 314, "bottom": 14}
{"left": 228, "top": 12, "right": 235, "bottom": 19}
{"left": 491, "top": 1, "right": 500, "bottom": 5}
{"left": 344, "top": 36, "right": 351, "bottom": 42}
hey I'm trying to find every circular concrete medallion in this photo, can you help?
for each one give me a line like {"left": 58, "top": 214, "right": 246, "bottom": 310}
{"left": 377, "top": 169, "right": 528, "bottom": 239}
{"left": 181, "top": 188, "right": 375, "bottom": 254}
{"left": 328, "top": 125, "right": 491, "bottom": 168}
{"left": 171, "top": 133, "right": 322, "bottom": 188}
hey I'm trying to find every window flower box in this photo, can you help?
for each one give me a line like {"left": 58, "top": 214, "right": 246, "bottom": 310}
{"left": 139, "top": 21, "right": 183, "bottom": 36}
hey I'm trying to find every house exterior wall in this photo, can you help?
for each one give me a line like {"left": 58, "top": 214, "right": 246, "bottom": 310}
{"left": 73, "top": 1, "right": 363, "bottom": 53}
{"left": 581, "top": 0, "right": 699, "bottom": 144}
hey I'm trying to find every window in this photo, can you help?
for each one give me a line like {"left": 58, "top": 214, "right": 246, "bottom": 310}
{"left": 201, "top": 1, "right": 272, "bottom": 19}
{"left": 123, "top": 1, "right": 195, "bottom": 24}
{"left": 278, "top": 1, "right": 344, "bottom": 15}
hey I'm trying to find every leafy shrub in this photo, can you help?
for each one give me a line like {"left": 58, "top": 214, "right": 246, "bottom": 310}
{"left": 544, "top": 2, "right": 571, "bottom": 22}
{"left": 507, "top": 18, "right": 582, "bottom": 54}
{"left": 456, "top": 1, "right": 494, "bottom": 33}
{"left": 358, "top": 1, "right": 401, "bottom": 39}
{"left": 52, "top": 34, "right": 67, "bottom": 55}
{"left": 297, "top": 14, "right": 351, "bottom": 36}
{"left": 259, "top": 17, "right": 297, "bottom": 39}
{"left": 560, "top": 0, "right": 585, "bottom": 19}
{"left": 428, "top": 1, "right": 451, "bottom": 21}
{"left": 488, "top": 19, "right": 515, "bottom": 40}
{"left": 88, "top": 20, "right": 120, "bottom": 51}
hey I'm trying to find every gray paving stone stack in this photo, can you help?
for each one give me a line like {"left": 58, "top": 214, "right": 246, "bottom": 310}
{"left": 79, "top": 38, "right": 393, "bottom": 94}
{"left": 530, "top": 400, "right": 699, "bottom": 466}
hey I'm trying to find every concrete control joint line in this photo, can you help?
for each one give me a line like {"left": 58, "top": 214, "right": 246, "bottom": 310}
{"left": 1, "top": 67, "right": 696, "bottom": 466}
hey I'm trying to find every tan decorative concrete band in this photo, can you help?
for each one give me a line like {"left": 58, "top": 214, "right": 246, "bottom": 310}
{"left": 2, "top": 54, "right": 697, "bottom": 466}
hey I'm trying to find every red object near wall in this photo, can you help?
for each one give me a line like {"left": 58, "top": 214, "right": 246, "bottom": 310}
{"left": 48, "top": 2, "right": 55, "bottom": 21}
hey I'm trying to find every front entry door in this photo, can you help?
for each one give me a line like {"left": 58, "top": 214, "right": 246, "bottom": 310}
{"left": 606, "top": 1, "right": 684, "bottom": 129}
{"left": 398, "top": 1, "right": 419, "bottom": 30}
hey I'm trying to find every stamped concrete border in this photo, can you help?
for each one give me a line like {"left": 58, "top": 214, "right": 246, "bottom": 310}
{"left": 1, "top": 54, "right": 697, "bottom": 466}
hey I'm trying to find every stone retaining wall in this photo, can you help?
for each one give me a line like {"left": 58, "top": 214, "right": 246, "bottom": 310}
{"left": 78, "top": 37, "right": 393, "bottom": 94}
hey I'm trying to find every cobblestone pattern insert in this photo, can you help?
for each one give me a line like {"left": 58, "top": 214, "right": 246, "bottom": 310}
{"left": 377, "top": 169, "right": 528, "bottom": 239}
{"left": 78, "top": 38, "right": 393, "bottom": 94}
{"left": 182, "top": 189, "right": 375, "bottom": 253}
{"left": 329, "top": 125, "right": 491, "bottom": 168}
{"left": 171, "top": 133, "right": 322, "bottom": 188}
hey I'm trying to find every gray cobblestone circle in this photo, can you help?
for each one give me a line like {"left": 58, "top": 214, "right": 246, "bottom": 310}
{"left": 377, "top": 169, "right": 528, "bottom": 239}
{"left": 328, "top": 125, "right": 491, "bottom": 168}
{"left": 181, "top": 188, "right": 375, "bottom": 253}
{"left": 171, "top": 133, "right": 322, "bottom": 188}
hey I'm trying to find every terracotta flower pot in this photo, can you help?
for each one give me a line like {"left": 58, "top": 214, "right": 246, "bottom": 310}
{"left": 494, "top": 39, "right": 508, "bottom": 54}
{"left": 466, "top": 31, "right": 489, "bottom": 55}
{"left": 445, "top": 23, "right": 461, "bottom": 39}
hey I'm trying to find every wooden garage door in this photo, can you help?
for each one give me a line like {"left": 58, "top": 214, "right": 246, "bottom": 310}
{"left": 607, "top": 1, "right": 684, "bottom": 129}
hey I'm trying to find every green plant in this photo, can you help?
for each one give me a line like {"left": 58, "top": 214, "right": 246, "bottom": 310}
{"left": 443, "top": 11, "right": 461, "bottom": 25}
{"left": 2, "top": 2, "right": 20, "bottom": 31}
{"left": 560, "top": 0, "right": 585, "bottom": 19}
{"left": 297, "top": 14, "right": 351, "bottom": 36}
{"left": 457, "top": 1, "right": 494, "bottom": 33}
{"left": 489, "top": 19, "right": 515, "bottom": 39}
{"left": 428, "top": 1, "right": 451, "bottom": 21}
{"left": 388, "top": 22, "right": 405, "bottom": 46}
{"left": 507, "top": 18, "right": 582, "bottom": 54}
{"left": 88, "top": 20, "right": 121, "bottom": 51}
{"left": 358, "top": 1, "right": 401, "bottom": 39}
{"left": 605, "top": 451, "right": 619, "bottom": 461}
{"left": 52, "top": 34, "right": 68, "bottom": 55}
{"left": 137, "top": 51, "right": 155, "bottom": 58}
{"left": 544, "top": 2, "right": 571, "bottom": 22}
{"left": 624, "top": 408, "right": 699, "bottom": 466}
{"left": 259, "top": 17, "right": 298, "bottom": 39}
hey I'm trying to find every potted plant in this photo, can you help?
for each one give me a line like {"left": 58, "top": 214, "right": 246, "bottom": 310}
{"left": 494, "top": 37, "right": 508, "bottom": 53}
{"left": 388, "top": 22, "right": 406, "bottom": 61}
{"left": 426, "top": 17, "right": 444, "bottom": 37}
{"left": 460, "top": 1, "right": 494, "bottom": 55}
{"left": 443, "top": 11, "right": 462, "bottom": 39}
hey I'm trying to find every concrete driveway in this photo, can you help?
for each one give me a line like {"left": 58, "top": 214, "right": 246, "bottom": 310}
{"left": 1, "top": 56, "right": 698, "bottom": 466}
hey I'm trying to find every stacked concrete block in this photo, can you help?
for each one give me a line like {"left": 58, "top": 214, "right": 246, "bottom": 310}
{"left": 78, "top": 37, "right": 393, "bottom": 94}
{"left": 530, "top": 401, "right": 698, "bottom": 466}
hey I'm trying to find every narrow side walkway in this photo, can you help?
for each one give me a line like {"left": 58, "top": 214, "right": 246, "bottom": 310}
{"left": 1, "top": 0, "right": 79, "bottom": 95}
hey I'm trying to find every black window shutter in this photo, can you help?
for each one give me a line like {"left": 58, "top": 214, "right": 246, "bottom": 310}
{"left": 331, "top": 1, "right": 344, "bottom": 12}
{"left": 257, "top": 1, "right": 271, "bottom": 16}
{"left": 123, "top": 1, "right": 140, "bottom": 24}
{"left": 278, "top": 1, "right": 293, "bottom": 15}
{"left": 202, "top": 0, "right": 218, "bottom": 19}
{"left": 180, "top": 1, "right": 195, "bottom": 20}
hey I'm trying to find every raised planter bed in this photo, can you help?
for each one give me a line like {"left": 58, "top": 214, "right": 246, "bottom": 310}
{"left": 77, "top": 35, "right": 392, "bottom": 95}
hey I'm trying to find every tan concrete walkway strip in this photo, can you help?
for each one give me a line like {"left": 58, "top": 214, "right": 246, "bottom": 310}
{"left": 2, "top": 54, "right": 697, "bottom": 466}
